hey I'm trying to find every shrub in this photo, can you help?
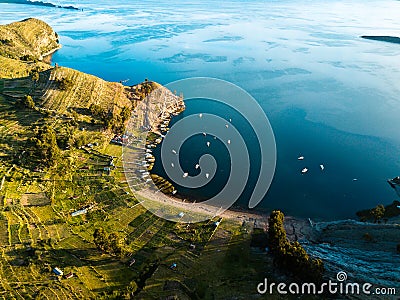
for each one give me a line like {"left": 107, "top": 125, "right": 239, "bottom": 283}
{"left": 268, "top": 210, "right": 324, "bottom": 282}
{"left": 57, "top": 77, "right": 73, "bottom": 90}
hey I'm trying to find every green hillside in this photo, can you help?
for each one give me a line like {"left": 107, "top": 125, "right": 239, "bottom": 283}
{"left": 0, "top": 18, "right": 59, "bottom": 61}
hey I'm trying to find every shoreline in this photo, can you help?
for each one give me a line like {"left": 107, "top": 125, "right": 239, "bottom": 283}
{"left": 41, "top": 44, "right": 62, "bottom": 62}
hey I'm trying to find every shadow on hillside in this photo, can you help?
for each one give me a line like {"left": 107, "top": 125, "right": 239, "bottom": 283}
{"left": 6, "top": 246, "right": 127, "bottom": 268}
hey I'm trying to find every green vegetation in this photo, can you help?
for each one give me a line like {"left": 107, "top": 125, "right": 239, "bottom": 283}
{"left": 268, "top": 210, "right": 324, "bottom": 282}
{"left": 93, "top": 227, "right": 123, "bottom": 255}
{"left": 356, "top": 200, "right": 400, "bottom": 222}
{"left": 0, "top": 18, "right": 59, "bottom": 61}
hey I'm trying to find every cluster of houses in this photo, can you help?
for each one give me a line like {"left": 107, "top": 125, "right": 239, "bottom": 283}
{"left": 111, "top": 134, "right": 129, "bottom": 145}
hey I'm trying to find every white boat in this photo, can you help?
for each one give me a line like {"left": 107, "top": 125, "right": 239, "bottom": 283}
{"left": 199, "top": 113, "right": 203, "bottom": 118}
{"left": 202, "top": 132, "right": 207, "bottom": 136}
{"left": 171, "top": 163, "right": 174, "bottom": 168}
{"left": 206, "top": 173, "right": 210, "bottom": 179}
{"left": 227, "top": 139, "right": 231, "bottom": 144}
{"left": 172, "top": 190, "right": 177, "bottom": 195}
{"left": 172, "top": 149, "right": 177, "bottom": 154}
{"left": 298, "top": 156, "right": 304, "bottom": 160}
{"left": 183, "top": 172, "right": 188, "bottom": 178}
{"left": 320, "top": 164, "right": 324, "bottom": 170}
{"left": 206, "top": 142, "right": 210, "bottom": 147}
{"left": 195, "top": 164, "right": 200, "bottom": 169}
{"left": 301, "top": 168, "right": 308, "bottom": 174}
{"left": 225, "top": 124, "right": 229, "bottom": 128}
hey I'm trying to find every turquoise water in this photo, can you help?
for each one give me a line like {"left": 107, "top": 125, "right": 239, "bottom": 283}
{"left": 1, "top": 0, "right": 400, "bottom": 219}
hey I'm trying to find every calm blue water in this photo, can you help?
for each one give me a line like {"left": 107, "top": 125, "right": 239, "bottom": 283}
{"left": 1, "top": 0, "right": 400, "bottom": 220}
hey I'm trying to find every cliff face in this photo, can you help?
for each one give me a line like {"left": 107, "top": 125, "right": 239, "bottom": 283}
{"left": 0, "top": 18, "right": 60, "bottom": 61}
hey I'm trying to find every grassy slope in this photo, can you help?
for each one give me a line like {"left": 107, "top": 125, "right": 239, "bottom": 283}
{"left": 0, "top": 18, "right": 59, "bottom": 61}
{"left": 0, "top": 56, "right": 51, "bottom": 79}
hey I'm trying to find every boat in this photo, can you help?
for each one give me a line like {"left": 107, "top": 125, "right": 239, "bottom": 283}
{"left": 388, "top": 176, "right": 400, "bottom": 188}
{"left": 206, "top": 173, "right": 210, "bottom": 179}
{"left": 301, "top": 168, "right": 308, "bottom": 174}
{"left": 298, "top": 156, "right": 304, "bottom": 160}
{"left": 195, "top": 164, "right": 200, "bottom": 169}
{"left": 227, "top": 139, "right": 231, "bottom": 144}
{"left": 199, "top": 113, "right": 203, "bottom": 118}
{"left": 320, "top": 164, "right": 324, "bottom": 170}
{"left": 183, "top": 173, "right": 188, "bottom": 178}
{"left": 206, "top": 142, "right": 210, "bottom": 147}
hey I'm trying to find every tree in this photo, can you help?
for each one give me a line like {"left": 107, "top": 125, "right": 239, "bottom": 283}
{"left": 371, "top": 204, "right": 385, "bottom": 223}
{"left": 58, "top": 77, "right": 73, "bottom": 90}
{"left": 31, "top": 70, "right": 40, "bottom": 84}
{"left": 268, "top": 210, "right": 288, "bottom": 256}
{"left": 93, "top": 228, "right": 108, "bottom": 252}
{"left": 268, "top": 210, "right": 324, "bottom": 282}
{"left": 29, "top": 125, "right": 60, "bottom": 167}
{"left": 23, "top": 95, "right": 35, "bottom": 109}
{"left": 93, "top": 228, "right": 122, "bottom": 255}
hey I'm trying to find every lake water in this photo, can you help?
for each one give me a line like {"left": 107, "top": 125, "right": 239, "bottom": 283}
{"left": 1, "top": 0, "right": 400, "bottom": 220}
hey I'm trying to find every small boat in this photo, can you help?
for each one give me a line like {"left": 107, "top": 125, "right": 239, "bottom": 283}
{"left": 225, "top": 124, "right": 229, "bottom": 128}
{"left": 195, "top": 164, "right": 200, "bottom": 169}
{"left": 172, "top": 149, "right": 177, "bottom": 154}
{"left": 298, "top": 156, "right": 304, "bottom": 160}
{"left": 171, "top": 163, "right": 174, "bottom": 168}
{"left": 172, "top": 190, "right": 177, "bottom": 195}
{"left": 202, "top": 132, "right": 206, "bottom": 136}
{"left": 227, "top": 139, "right": 231, "bottom": 144}
{"left": 320, "top": 164, "right": 324, "bottom": 170}
{"left": 387, "top": 176, "right": 400, "bottom": 188}
{"left": 353, "top": 178, "right": 358, "bottom": 181}
{"left": 301, "top": 168, "right": 308, "bottom": 174}
{"left": 229, "top": 118, "right": 232, "bottom": 122}
{"left": 206, "top": 173, "right": 210, "bottom": 179}
{"left": 206, "top": 142, "right": 210, "bottom": 147}
{"left": 199, "top": 113, "right": 203, "bottom": 118}
{"left": 183, "top": 173, "right": 188, "bottom": 178}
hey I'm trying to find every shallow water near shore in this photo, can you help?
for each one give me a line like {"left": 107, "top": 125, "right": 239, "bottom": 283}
{"left": 1, "top": 0, "right": 400, "bottom": 220}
